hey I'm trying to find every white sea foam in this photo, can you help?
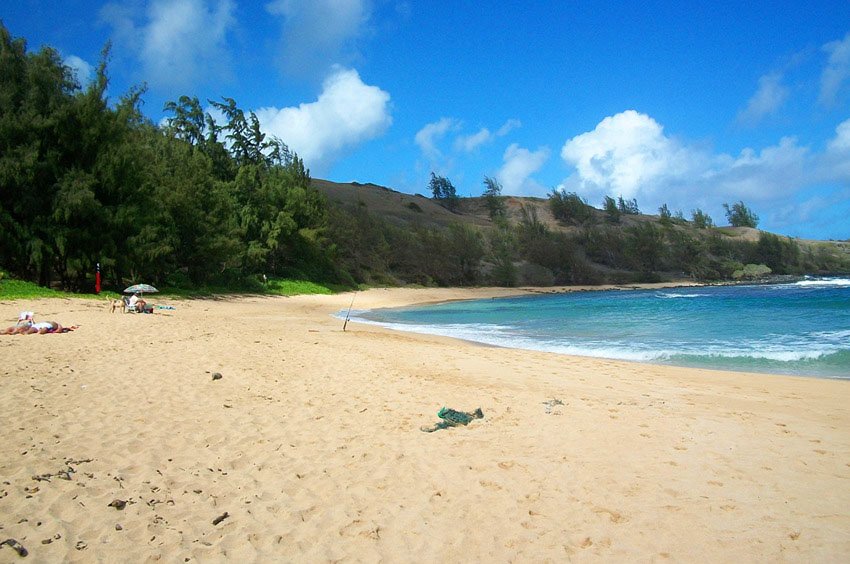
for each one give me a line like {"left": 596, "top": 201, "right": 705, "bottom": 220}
{"left": 656, "top": 292, "right": 707, "bottom": 299}
{"left": 345, "top": 311, "right": 844, "bottom": 366}
{"left": 811, "top": 329, "right": 850, "bottom": 341}
{"left": 689, "top": 349, "right": 835, "bottom": 362}
{"left": 794, "top": 277, "right": 850, "bottom": 288}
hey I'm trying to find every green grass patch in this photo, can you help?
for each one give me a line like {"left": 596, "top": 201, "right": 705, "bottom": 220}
{"left": 0, "top": 278, "right": 123, "bottom": 301}
{"left": 0, "top": 274, "right": 349, "bottom": 301}
{"left": 265, "top": 279, "right": 337, "bottom": 296}
{"left": 0, "top": 279, "right": 66, "bottom": 300}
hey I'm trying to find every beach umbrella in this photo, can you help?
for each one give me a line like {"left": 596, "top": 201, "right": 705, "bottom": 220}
{"left": 123, "top": 283, "right": 159, "bottom": 295}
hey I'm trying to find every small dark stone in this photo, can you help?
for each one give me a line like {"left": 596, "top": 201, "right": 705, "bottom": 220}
{"left": 108, "top": 499, "right": 127, "bottom": 510}
{"left": 212, "top": 372, "right": 223, "bottom": 381}
{"left": 212, "top": 512, "right": 229, "bottom": 525}
{"left": 115, "top": 524, "right": 123, "bottom": 531}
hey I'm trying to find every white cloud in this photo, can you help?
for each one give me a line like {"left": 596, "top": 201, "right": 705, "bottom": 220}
{"left": 820, "top": 32, "right": 850, "bottom": 107}
{"left": 738, "top": 72, "right": 789, "bottom": 124}
{"left": 266, "top": 0, "right": 370, "bottom": 79}
{"left": 560, "top": 110, "right": 694, "bottom": 200}
{"left": 559, "top": 110, "right": 850, "bottom": 231}
{"left": 454, "top": 128, "right": 492, "bottom": 153}
{"left": 709, "top": 137, "right": 808, "bottom": 200}
{"left": 827, "top": 118, "right": 850, "bottom": 152}
{"left": 818, "top": 118, "right": 850, "bottom": 182}
{"left": 496, "top": 143, "right": 550, "bottom": 194}
{"left": 414, "top": 118, "right": 459, "bottom": 161}
{"left": 254, "top": 67, "right": 391, "bottom": 172}
{"left": 497, "top": 119, "right": 521, "bottom": 137}
{"left": 101, "top": 0, "right": 235, "bottom": 91}
{"left": 453, "top": 119, "right": 522, "bottom": 153}
{"left": 63, "top": 55, "right": 93, "bottom": 85}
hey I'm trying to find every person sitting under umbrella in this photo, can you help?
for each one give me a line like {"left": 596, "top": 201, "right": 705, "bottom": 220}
{"left": 128, "top": 292, "right": 153, "bottom": 313}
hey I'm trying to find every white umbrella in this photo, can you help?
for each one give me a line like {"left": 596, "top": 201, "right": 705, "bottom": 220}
{"left": 124, "top": 284, "right": 159, "bottom": 294}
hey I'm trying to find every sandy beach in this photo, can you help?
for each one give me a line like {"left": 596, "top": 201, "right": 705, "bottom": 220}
{"left": 0, "top": 287, "right": 848, "bottom": 562}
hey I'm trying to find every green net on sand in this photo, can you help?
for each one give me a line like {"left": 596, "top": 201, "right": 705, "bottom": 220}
{"left": 421, "top": 407, "right": 484, "bottom": 433}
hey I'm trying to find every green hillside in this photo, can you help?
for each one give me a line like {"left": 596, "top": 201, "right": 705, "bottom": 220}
{"left": 315, "top": 179, "right": 850, "bottom": 287}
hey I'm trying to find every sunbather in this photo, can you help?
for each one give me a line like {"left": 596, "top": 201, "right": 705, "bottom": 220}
{"left": 127, "top": 293, "right": 153, "bottom": 313}
{"left": 29, "top": 321, "right": 76, "bottom": 334}
{"left": 2, "top": 321, "right": 76, "bottom": 334}
{"left": 1, "top": 322, "right": 32, "bottom": 335}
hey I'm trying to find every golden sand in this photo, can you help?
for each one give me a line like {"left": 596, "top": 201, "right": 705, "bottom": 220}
{"left": 0, "top": 288, "right": 848, "bottom": 561}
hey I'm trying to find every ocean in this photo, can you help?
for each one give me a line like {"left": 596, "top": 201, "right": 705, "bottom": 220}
{"left": 348, "top": 278, "right": 850, "bottom": 379}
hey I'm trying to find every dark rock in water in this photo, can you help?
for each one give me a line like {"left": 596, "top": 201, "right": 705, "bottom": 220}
{"left": 212, "top": 372, "right": 223, "bottom": 381}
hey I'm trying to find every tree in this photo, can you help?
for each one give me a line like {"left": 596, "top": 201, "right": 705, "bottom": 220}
{"left": 658, "top": 203, "right": 672, "bottom": 226}
{"left": 723, "top": 201, "right": 759, "bottom": 228}
{"left": 626, "top": 223, "right": 664, "bottom": 272}
{"left": 429, "top": 172, "right": 459, "bottom": 211}
{"left": 603, "top": 196, "right": 621, "bottom": 223}
{"left": 617, "top": 196, "right": 640, "bottom": 215}
{"left": 550, "top": 190, "right": 592, "bottom": 224}
{"left": 691, "top": 208, "right": 714, "bottom": 229}
{"left": 482, "top": 176, "right": 506, "bottom": 219}
{"left": 487, "top": 222, "right": 517, "bottom": 286}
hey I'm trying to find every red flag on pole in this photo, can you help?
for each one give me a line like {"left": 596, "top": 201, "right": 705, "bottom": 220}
{"left": 95, "top": 262, "right": 101, "bottom": 294}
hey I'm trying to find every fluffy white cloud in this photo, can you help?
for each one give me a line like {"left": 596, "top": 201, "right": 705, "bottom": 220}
{"left": 738, "top": 72, "right": 789, "bottom": 124}
{"left": 101, "top": 0, "right": 235, "bottom": 90}
{"left": 266, "top": 0, "right": 370, "bottom": 78}
{"left": 414, "top": 118, "right": 459, "bottom": 161}
{"left": 820, "top": 32, "right": 850, "bottom": 107}
{"left": 63, "top": 55, "right": 93, "bottom": 85}
{"left": 254, "top": 67, "right": 391, "bottom": 172}
{"left": 559, "top": 110, "right": 850, "bottom": 230}
{"left": 560, "top": 110, "right": 695, "bottom": 200}
{"left": 496, "top": 143, "right": 550, "bottom": 194}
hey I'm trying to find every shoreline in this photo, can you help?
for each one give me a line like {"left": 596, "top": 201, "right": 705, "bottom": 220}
{"left": 1, "top": 289, "right": 848, "bottom": 560}
{"left": 341, "top": 282, "right": 848, "bottom": 382}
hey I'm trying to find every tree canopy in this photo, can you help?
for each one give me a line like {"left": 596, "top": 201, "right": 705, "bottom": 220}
{"left": 429, "top": 172, "right": 459, "bottom": 211}
{"left": 723, "top": 201, "right": 759, "bottom": 228}
{"left": 0, "top": 22, "right": 332, "bottom": 291}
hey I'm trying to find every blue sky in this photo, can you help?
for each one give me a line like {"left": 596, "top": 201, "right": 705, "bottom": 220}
{"left": 4, "top": 1, "right": 850, "bottom": 239}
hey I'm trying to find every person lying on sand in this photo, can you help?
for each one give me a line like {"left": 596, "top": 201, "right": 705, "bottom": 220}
{"left": 1, "top": 322, "right": 32, "bottom": 335}
{"left": 2, "top": 321, "right": 77, "bottom": 335}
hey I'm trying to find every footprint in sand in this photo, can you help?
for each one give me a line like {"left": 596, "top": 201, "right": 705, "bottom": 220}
{"left": 594, "top": 507, "right": 625, "bottom": 523}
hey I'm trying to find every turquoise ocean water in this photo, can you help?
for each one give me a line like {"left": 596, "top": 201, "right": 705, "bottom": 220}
{"left": 349, "top": 278, "right": 850, "bottom": 379}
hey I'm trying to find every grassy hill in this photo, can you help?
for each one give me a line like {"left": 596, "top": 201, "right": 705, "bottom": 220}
{"left": 313, "top": 179, "right": 850, "bottom": 287}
